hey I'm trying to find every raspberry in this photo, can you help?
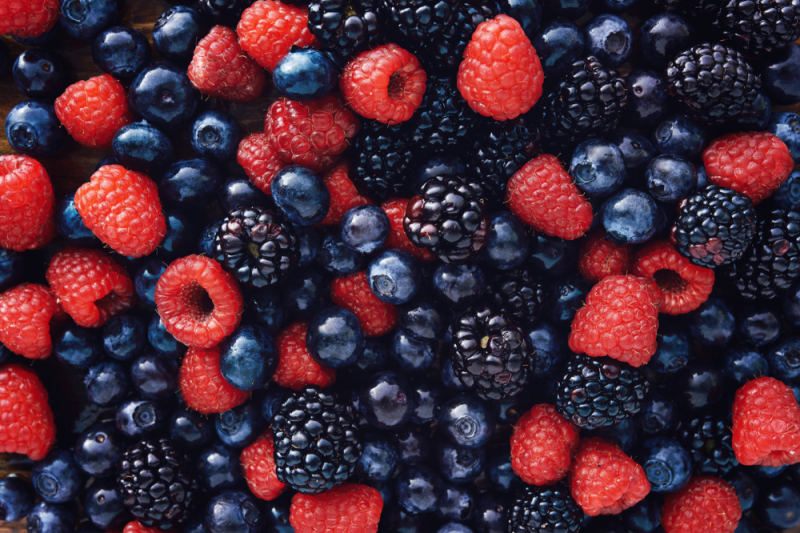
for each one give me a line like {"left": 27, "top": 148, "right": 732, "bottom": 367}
{"left": 0, "top": 155, "right": 56, "bottom": 252}
{"left": 568, "top": 275, "right": 660, "bottom": 367}
{"left": 661, "top": 476, "right": 742, "bottom": 533}
{"left": 264, "top": 96, "right": 360, "bottom": 173}
{"left": 632, "top": 240, "right": 715, "bottom": 315}
{"left": 123, "top": 521, "right": 160, "bottom": 533}
{"left": 319, "top": 161, "right": 371, "bottom": 227}
{"left": 0, "top": 0, "right": 59, "bottom": 38}
{"left": 274, "top": 322, "right": 336, "bottom": 390}
{"left": 179, "top": 345, "right": 250, "bottom": 414}
{"left": 188, "top": 25, "right": 266, "bottom": 103}
{"left": 703, "top": 132, "right": 794, "bottom": 204}
{"left": 568, "top": 437, "right": 650, "bottom": 516}
{"left": 0, "top": 364, "right": 56, "bottom": 461}
{"left": 340, "top": 44, "right": 427, "bottom": 125}
{"left": 731, "top": 376, "right": 800, "bottom": 467}
{"left": 457, "top": 14, "right": 544, "bottom": 121}
{"left": 74, "top": 165, "right": 166, "bottom": 258}
{"left": 237, "top": 0, "right": 316, "bottom": 72}
{"left": 46, "top": 247, "right": 136, "bottom": 328}
{"left": 155, "top": 255, "right": 244, "bottom": 349}
{"left": 241, "top": 430, "right": 286, "bottom": 501}
{"left": 54, "top": 74, "right": 133, "bottom": 150}
{"left": 330, "top": 271, "right": 398, "bottom": 337}
{"left": 510, "top": 404, "right": 580, "bottom": 486}
{"left": 380, "top": 198, "right": 436, "bottom": 262}
{"left": 289, "top": 483, "right": 383, "bottom": 533}
{"left": 579, "top": 231, "right": 632, "bottom": 284}
{"left": 0, "top": 283, "right": 62, "bottom": 359}
{"left": 505, "top": 154, "right": 593, "bottom": 240}
{"left": 237, "top": 133, "right": 286, "bottom": 195}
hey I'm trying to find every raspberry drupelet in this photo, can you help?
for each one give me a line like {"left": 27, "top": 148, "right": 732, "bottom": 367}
{"left": 0, "top": 0, "right": 59, "bottom": 38}
{"left": 579, "top": 231, "right": 632, "bottom": 284}
{"left": 661, "top": 476, "right": 741, "bottom": 533}
{"left": 289, "top": 483, "right": 383, "bottom": 533}
{"left": 237, "top": 133, "right": 286, "bottom": 195}
{"left": 240, "top": 430, "right": 286, "bottom": 501}
{"left": 510, "top": 404, "right": 580, "bottom": 486}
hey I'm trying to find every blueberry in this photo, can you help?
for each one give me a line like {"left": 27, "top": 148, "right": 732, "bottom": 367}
{"left": 480, "top": 211, "right": 529, "bottom": 270}
{"left": 343, "top": 339, "right": 387, "bottom": 379}
{"left": 436, "top": 482, "right": 477, "bottom": 523}
{"left": 784, "top": 280, "right": 800, "bottom": 327}
{"left": 115, "top": 398, "right": 167, "bottom": 438}
{"left": 390, "top": 328, "right": 438, "bottom": 373}
{"left": 395, "top": 425, "right": 430, "bottom": 465}
{"left": 0, "top": 249, "right": 24, "bottom": 294}
{"left": 356, "top": 433, "right": 398, "bottom": 483}
{"left": 395, "top": 465, "right": 444, "bottom": 514}
{"left": 472, "top": 492, "right": 508, "bottom": 533}
{"left": 494, "top": 383, "right": 537, "bottom": 425}
{"left": 13, "top": 26, "right": 59, "bottom": 47}
{"left": 128, "top": 62, "right": 199, "bottom": 131}
{"left": 435, "top": 440, "right": 485, "bottom": 484}
{"left": 259, "top": 388, "right": 289, "bottom": 423}
{"left": 529, "top": 234, "right": 580, "bottom": 277}
{"left": 83, "top": 479, "right": 127, "bottom": 530}
{"left": 590, "top": 417, "right": 638, "bottom": 454}
{"left": 549, "top": 275, "right": 590, "bottom": 324}
{"left": 52, "top": 324, "right": 101, "bottom": 368}
{"left": 438, "top": 394, "right": 495, "bottom": 449}
{"left": 317, "top": 231, "right": 368, "bottom": 277}
{"left": 646, "top": 154, "right": 697, "bottom": 203}
{"left": 368, "top": 249, "right": 421, "bottom": 305}
{"left": 525, "top": 322, "right": 567, "bottom": 376}
{"left": 736, "top": 306, "right": 781, "bottom": 346}
{"left": 639, "top": 13, "right": 694, "bottom": 69}
{"left": 262, "top": 493, "right": 292, "bottom": 533}
{"left": 620, "top": 497, "right": 661, "bottom": 533}
{"left": 0, "top": 478, "right": 34, "bottom": 521}
{"left": 160, "top": 158, "right": 224, "bottom": 208}
{"left": 583, "top": 14, "right": 632, "bottom": 68}
{"left": 413, "top": 155, "right": 467, "bottom": 191}
{"left": 725, "top": 469, "right": 758, "bottom": 512}
{"left": 294, "top": 225, "right": 321, "bottom": 266}
{"left": 432, "top": 263, "right": 485, "bottom": 308}
{"left": 271, "top": 166, "right": 330, "bottom": 226}
{"left": 196, "top": 0, "right": 244, "bottom": 20}
{"left": 673, "top": 361, "right": 724, "bottom": 411}
{"left": 103, "top": 315, "right": 146, "bottom": 361}
{"left": 92, "top": 26, "right": 151, "bottom": 79}
{"left": 411, "top": 378, "right": 446, "bottom": 424}
{"left": 651, "top": 114, "right": 707, "bottom": 159}
{"left": 751, "top": 464, "right": 787, "bottom": 478}
{"left": 13, "top": 50, "right": 65, "bottom": 98}
{"left": 204, "top": 490, "right": 261, "bottom": 533}
{"left": 601, "top": 188, "right": 662, "bottom": 245}
{"left": 112, "top": 120, "right": 173, "bottom": 174}
{"left": 340, "top": 204, "right": 390, "bottom": 254}
{"left": 762, "top": 43, "right": 800, "bottom": 105}
{"left": 241, "top": 288, "right": 283, "bottom": 334}
{"left": 59, "top": 0, "right": 118, "bottom": 41}
{"left": 570, "top": 139, "right": 627, "bottom": 197}
{"left": 170, "top": 409, "right": 214, "bottom": 449}
{"left": 765, "top": 335, "right": 800, "bottom": 381}
{"left": 190, "top": 111, "right": 241, "bottom": 162}
{"left": 597, "top": 0, "right": 639, "bottom": 10}
{"left": 305, "top": 306, "right": 364, "bottom": 368}
{"left": 130, "top": 353, "right": 178, "bottom": 400}
{"left": 27, "top": 501, "right": 74, "bottom": 533}
{"left": 161, "top": 208, "right": 201, "bottom": 259}
{"left": 84, "top": 361, "right": 129, "bottom": 406}
{"left": 197, "top": 442, "right": 242, "bottom": 491}
{"left": 55, "top": 194, "right": 96, "bottom": 245}
{"left": 73, "top": 423, "right": 124, "bottom": 478}
{"left": 279, "top": 267, "right": 330, "bottom": 320}
{"left": 399, "top": 298, "right": 446, "bottom": 342}
{"left": 542, "top": 0, "right": 590, "bottom": 20}
{"left": 636, "top": 394, "right": 678, "bottom": 436}
{"left": 734, "top": 90, "right": 772, "bottom": 130}
{"left": 153, "top": 6, "right": 207, "bottom": 63}
{"left": 133, "top": 259, "right": 164, "bottom": 308}
{"left": 638, "top": 437, "right": 691, "bottom": 493}
{"left": 219, "top": 177, "right": 272, "bottom": 213}
{"left": 95, "top": 156, "right": 120, "bottom": 171}
{"left": 610, "top": 131, "right": 657, "bottom": 176}
{"left": 5, "top": 100, "right": 66, "bottom": 158}
{"left": 688, "top": 297, "right": 735, "bottom": 346}
{"left": 485, "top": 445, "right": 519, "bottom": 493}
{"left": 273, "top": 47, "right": 338, "bottom": 101}
{"left": 755, "top": 480, "right": 800, "bottom": 530}
{"left": 32, "top": 449, "right": 86, "bottom": 504}
{"left": 183, "top": 519, "right": 209, "bottom": 533}
{"left": 767, "top": 112, "right": 800, "bottom": 163}
{"left": 442, "top": 354, "right": 470, "bottom": 392}
{"left": 148, "top": 315, "right": 186, "bottom": 358}
{"left": 770, "top": 169, "right": 800, "bottom": 211}
{"left": 530, "top": 18, "right": 585, "bottom": 77}
{"left": 216, "top": 403, "right": 263, "bottom": 448}
{"left": 501, "top": 1, "right": 542, "bottom": 40}
{"left": 732, "top": 517, "right": 757, "bottom": 533}
{"left": 360, "top": 371, "right": 415, "bottom": 429}
{"left": 219, "top": 325, "right": 277, "bottom": 391}
{"left": 696, "top": 164, "right": 709, "bottom": 188}
{"left": 724, "top": 346, "right": 769, "bottom": 386}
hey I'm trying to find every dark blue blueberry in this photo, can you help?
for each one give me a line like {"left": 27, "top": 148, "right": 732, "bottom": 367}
{"left": 198, "top": 441, "right": 242, "bottom": 491}
{"left": 687, "top": 296, "right": 735, "bottom": 346}
{"left": 471, "top": 491, "right": 508, "bottom": 533}
{"left": 494, "top": 383, "right": 537, "bottom": 425}
{"left": 112, "top": 120, "right": 173, "bottom": 174}
{"left": 725, "top": 469, "right": 758, "bottom": 512}
{"left": 636, "top": 394, "right": 678, "bottom": 436}
{"left": 13, "top": 25, "right": 59, "bottom": 46}
{"left": 294, "top": 224, "right": 321, "bottom": 266}
{"left": 411, "top": 378, "right": 446, "bottom": 424}
{"left": 83, "top": 479, "right": 127, "bottom": 530}
{"left": 530, "top": 235, "right": 579, "bottom": 278}
{"left": 55, "top": 194, "right": 96, "bottom": 245}
{"left": 262, "top": 493, "right": 292, "bottom": 533}
{"left": 651, "top": 114, "right": 707, "bottom": 159}
{"left": 360, "top": 371, "right": 415, "bottom": 429}
{"left": 153, "top": 6, "right": 207, "bottom": 63}
{"left": 27, "top": 501, "right": 74, "bottom": 533}
{"left": 649, "top": 320, "right": 689, "bottom": 374}
{"left": 183, "top": 518, "right": 209, "bottom": 533}
{"left": 5, "top": 100, "right": 66, "bottom": 158}
{"left": 724, "top": 346, "right": 769, "bottom": 386}
{"left": 395, "top": 425, "right": 430, "bottom": 465}
{"left": 395, "top": 465, "right": 444, "bottom": 514}
{"left": 159, "top": 158, "right": 223, "bottom": 208}
{"left": 590, "top": 417, "right": 638, "bottom": 454}
{"left": 340, "top": 204, "right": 390, "bottom": 254}
{"left": 103, "top": 315, "right": 146, "bottom": 361}
{"left": 638, "top": 437, "right": 692, "bottom": 493}
{"left": 191, "top": 110, "right": 240, "bottom": 162}
{"left": 196, "top": 0, "right": 245, "bottom": 21}
{"left": 765, "top": 335, "right": 800, "bottom": 381}
{"left": 279, "top": 267, "right": 330, "bottom": 320}
{"left": 601, "top": 188, "right": 663, "bottom": 244}
{"left": 0, "top": 41, "right": 8, "bottom": 76}
{"left": 583, "top": 14, "right": 632, "bottom": 68}
{"left": 306, "top": 306, "right": 364, "bottom": 368}
{"left": 317, "top": 231, "right": 367, "bottom": 277}
{"left": 770, "top": 169, "right": 800, "bottom": 211}
{"left": 646, "top": 154, "right": 697, "bottom": 203}
{"left": 273, "top": 48, "right": 338, "bottom": 101}
{"left": 597, "top": 0, "right": 639, "bottom": 11}
{"left": 390, "top": 328, "right": 437, "bottom": 373}
{"left": 734, "top": 90, "right": 772, "bottom": 130}
{"left": 73, "top": 423, "right": 124, "bottom": 478}
{"left": 542, "top": 0, "right": 590, "bottom": 20}
{"left": 696, "top": 164, "right": 709, "bottom": 188}
{"left": 219, "top": 177, "right": 272, "bottom": 213}
{"left": 170, "top": 408, "right": 214, "bottom": 449}
{"left": 134, "top": 258, "right": 165, "bottom": 307}
{"left": 53, "top": 325, "right": 103, "bottom": 368}
{"left": 736, "top": 306, "right": 781, "bottom": 346}
{"left": 215, "top": 403, "right": 263, "bottom": 448}
{"left": 525, "top": 322, "right": 567, "bottom": 376}
{"left": 219, "top": 325, "right": 277, "bottom": 391}
{"left": 161, "top": 208, "right": 201, "bottom": 259}
{"left": 549, "top": 275, "right": 590, "bottom": 324}
{"left": 148, "top": 315, "right": 186, "bottom": 358}
{"left": 435, "top": 441, "right": 485, "bottom": 484}
{"left": 485, "top": 445, "right": 519, "bottom": 493}
{"left": 13, "top": 50, "right": 65, "bottom": 98}
{"left": 0, "top": 249, "right": 24, "bottom": 293}
{"left": 130, "top": 353, "right": 178, "bottom": 400}
{"left": 356, "top": 433, "right": 398, "bottom": 482}
{"left": 435, "top": 482, "right": 476, "bottom": 523}
{"left": 751, "top": 464, "right": 787, "bottom": 478}
{"left": 271, "top": 165, "right": 330, "bottom": 226}
{"left": 259, "top": 387, "right": 289, "bottom": 423}
{"left": 128, "top": 62, "right": 199, "bottom": 131}
{"left": 345, "top": 339, "right": 388, "bottom": 378}
{"left": 115, "top": 398, "right": 166, "bottom": 438}
{"left": 32, "top": 449, "right": 85, "bottom": 504}
{"left": 673, "top": 361, "right": 725, "bottom": 411}
{"left": 438, "top": 394, "right": 495, "bottom": 449}
{"left": 480, "top": 211, "right": 529, "bottom": 270}
{"left": 530, "top": 18, "right": 585, "bottom": 77}
{"left": 442, "top": 354, "right": 470, "bottom": 392}
{"left": 59, "top": 0, "right": 117, "bottom": 41}
{"left": 767, "top": 112, "right": 800, "bottom": 162}
{"left": 400, "top": 298, "right": 446, "bottom": 342}
{"left": 784, "top": 280, "right": 800, "bottom": 327}
{"left": 639, "top": 13, "right": 694, "bottom": 69}
{"left": 368, "top": 249, "right": 421, "bottom": 305}
{"left": 570, "top": 139, "right": 627, "bottom": 197}
{"left": 242, "top": 288, "right": 283, "bottom": 334}
{"left": 0, "top": 477, "right": 34, "bottom": 522}
{"left": 412, "top": 155, "right": 467, "bottom": 192}
{"left": 92, "top": 26, "right": 151, "bottom": 79}
{"left": 95, "top": 156, "right": 119, "bottom": 171}
{"left": 432, "top": 263, "right": 484, "bottom": 308}
{"left": 621, "top": 497, "right": 661, "bottom": 533}
{"left": 610, "top": 130, "right": 657, "bottom": 176}
{"left": 762, "top": 43, "right": 800, "bottom": 105}
{"left": 755, "top": 480, "right": 800, "bottom": 530}
{"left": 204, "top": 490, "right": 261, "bottom": 533}
{"left": 84, "top": 361, "right": 129, "bottom": 406}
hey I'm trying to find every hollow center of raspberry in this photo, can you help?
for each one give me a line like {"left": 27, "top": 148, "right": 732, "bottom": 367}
{"left": 652, "top": 269, "right": 689, "bottom": 294}
{"left": 96, "top": 291, "right": 127, "bottom": 318}
{"left": 181, "top": 282, "right": 215, "bottom": 321}
{"left": 388, "top": 73, "right": 406, "bottom": 101}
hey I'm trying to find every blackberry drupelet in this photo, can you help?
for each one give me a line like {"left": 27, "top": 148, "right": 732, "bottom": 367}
{"left": 679, "top": 413, "right": 739, "bottom": 476}
{"left": 307, "top": 0, "right": 383, "bottom": 66}
{"left": 380, "top": 0, "right": 459, "bottom": 45}
{"left": 485, "top": 265, "right": 545, "bottom": 329}
{"left": 723, "top": 209, "right": 800, "bottom": 300}
{"left": 671, "top": 184, "right": 757, "bottom": 269}
{"left": 272, "top": 385, "right": 362, "bottom": 494}
{"left": 214, "top": 207, "right": 299, "bottom": 288}
{"left": 507, "top": 483, "right": 582, "bottom": 533}
{"left": 117, "top": 438, "right": 199, "bottom": 531}
{"left": 665, "top": 42, "right": 761, "bottom": 125}
{"left": 420, "top": 0, "right": 500, "bottom": 73}
{"left": 555, "top": 354, "right": 649, "bottom": 430}
{"left": 351, "top": 121, "right": 413, "bottom": 202}
{"left": 403, "top": 175, "right": 490, "bottom": 264}
{"left": 716, "top": 0, "right": 800, "bottom": 55}
{"left": 451, "top": 306, "right": 530, "bottom": 401}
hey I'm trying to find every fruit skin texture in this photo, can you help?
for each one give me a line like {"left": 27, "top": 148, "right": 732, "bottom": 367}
{"left": 123, "top": 521, "right": 160, "bottom": 533}
{"left": 381, "top": 198, "right": 436, "bottom": 262}
{"left": 54, "top": 74, "right": 133, "bottom": 150}
{"left": 331, "top": 271, "right": 397, "bottom": 337}
{"left": 661, "top": 476, "right": 741, "bottom": 533}
{"left": 732, "top": 376, "right": 800, "bottom": 467}
{"left": 457, "top": 14, "right": 544, "bottom": 121}
{"left": 237, "top": 0, "right": 316, "bottom": 72}
{"left": 273, "top": 322, "right": 336, "bottom": 390}
{"left": 289, "top": 483, "right": 383, "bottom": 533}
{"left": 240, "top": 430, "right": 286, "bottom": 501}
{"left": 568, "top": 437, "right": 650, "bottom": 516}
{"left": 0, "top": 364, "right": 56, "bottom": 461}
{"left": 0, "top": 283, "right": 62, "bottom": 359}
{"left": 319, "top": 161, "right": 371, "bottom": 227}
{"left": 237, "top": 132, "right": 286, "bottom": 195}
{"left": 506, "top": 154, "right": 593, "bottom": 240}
{"left": 179, "top": 345, "right": 250, "bottom": 414}
{"left": 510, "top": 404, "right": 579, "bottom": 486}
{"left": 74, "top": 165, "right": 166, "bottom": 258}
{"left": 0, "top": 0, "right": 59, "bottom": 39}
{"left": 568, "top": 275, "right": 660, "bottom": 367}
{"left": 703, "top": 132, "right": 794, "bottom": 204}
{"left": 0, "top": 155, "right": 56, "bottom": 252}
{"left": 579, "top": 231, "right": 632, "bottom": 284}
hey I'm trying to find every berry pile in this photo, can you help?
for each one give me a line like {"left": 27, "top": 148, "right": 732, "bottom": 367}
{"left": 2, "top": 1, "right": 800, "bottom": 533}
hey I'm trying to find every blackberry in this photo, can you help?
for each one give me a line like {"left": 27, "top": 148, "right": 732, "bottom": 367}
{"left": 380, "top": 0, "right": 459, "bottom": 45}
{"left": 272, "top": 385, "right": 362, "bottom": 494}
{"left": 507, "top": 483, "right": 582, "bottom": 533}
{"left": 665, "top": 42, "right": 761, "bottom": 125}
{"left": 307, "top": 0, "right": 383, "bottom": 66}
{"left": 214, "top": 207, "right": 299, "bottom": 288}
{"left": 351, "top": 121, "right": 413, "bottom": 202}
{"left": 555, "top": 355, "right": 649, "bottom": 430}
{"left": 671, "top": 184, "right": 757, "bottom": 269}
{"left": 723, "top": 209, "right": 800, "bottom": 300}
{"left": 485, "top": 265, "right": 545, "bottom": 329}
{"left": 117, "top": 438, "right": 199, "bottom": 531}
{"left": 679, "top": 414, "right": 739, "bottom": 476}
{"left": 680, "top": 0, "right": 725, "bottom": 22}
{"left": 451, "top": 306, "right": 530, "bottom": 401}
{"left": 717, "top": 0, "right": 800, "bottom": 55}
{"left": 403, "top": 175, "right": 490, "bottom": 264}
{"left": 535, "top": 56, "right": 628, "bottom": 151}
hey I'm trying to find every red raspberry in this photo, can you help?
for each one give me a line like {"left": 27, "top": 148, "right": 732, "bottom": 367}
{"left": 506, "top": 154, "right": 593, "bottom": 240}
{"left": 0, "top": 155, "right": 56, "bottom": 252}
{"left": 274, "top": 322, "right": 336, "bottom": 390}
{"left": 123, "top": 521, "right": 159, "bottom": 533}
{"left": 237, "top": 133, "right": 287, "bottom": 195}
{"left": 0, "top": 283, "right": 62, "bottom": 359}
{"left": 331, "top": 271, "right": 398, "bottom": 337}
{"left": 457, "top": 14, "right": 544, "bottom": 121}
{"left": 632, "top": 240, "right": 715, "bottom": 315}
{"left": 569, "top": 437, "right": 650, "bottom": 516}
{"left": 0, "top": 0, "right": 59, "bottom": 38}
{"left": 74, "top": 165, "right": 166, "bottom": 258}
{"left": 290, "top": 483, "right": 383, "bottom": 533}
{"left": 264, "top": 96, "right": 359, "bottom": 173}
{"left": 319, "top": 161, "right": 371, "bottom": 226}
{"left": 732, "top": 376, "right": 800, "bottom": 467}
{"left": 340, "top": 44, "right": 427, "bottom": 125}
{"left": 0, "top": 364, "right": 56, "bottom": 460}
{"left": 54, "top": 75, "right": 133, "bottom": 150}
{"left": 241, "top": 430, "right": 286, "bottom": 501}
{"left": 179, "top": 345, "right": 250, "bottom": 414}
{"left": 237, "top": 0, "right": 316, "bottom": 72}
{"left": 381, "top": 198, "right": 436, "bottom": 262}
{"left": 661, "top": 476, "right": 741, "bottom": 533}
{"left": 188, "top": 25, "right": 266, "bottom": 103}
{"left": 579, "top": 231, "right": 632, "bottom": 284}
{"left": 46, "top": 247, "right": 136, "bottom": 329}
{"left": 703, "top": 131, "right": 794, "bottom": 204}
{"left": 510, "top": 404, "right": 579, "bottom": 486}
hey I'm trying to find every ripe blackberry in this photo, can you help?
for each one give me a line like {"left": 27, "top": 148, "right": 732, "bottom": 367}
{"left": 555, "top": 354, "right": 649, "bottom": 431}
{"left": 722, "top": 209, "right": 800, "bottom": 300}
{"left": 403, "top": 175, "right": 490, "bottom": 264}
{"left": 671, "top": 184, "right": 757, "bottom": 269}
{"left": 485, "top": 265, "right": 545, "bottom": 329}
{"left": 351, "top": 121, "right": 413, "bottom": 202}
{"left": 716, "top": 0, "right": 800, "bottom": 55}
{"left": 534, "top": 56, "right": 628, "bottom": 151}
{"left": 117, "top": 438, "right": 199, "bottom": 531}
{"left": 679, "top": 413, "right": 739, "bottom": 476}
{"left": 214, "top": 207, "right": 299, "bottom": 288}
{"left": 272, "top": 385, "right": 362, "bottom": 494}
{"left": 307, "top": 0, "right": 383, "bottom": 66}
{"left": 380, "top": 0, "right": 459, "bottom": 45}
{"left": 507, "top": 483, "right": 582, "bottom": 533}
{"left": 665, "top": 42, "right": 761, "bottom": 125}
